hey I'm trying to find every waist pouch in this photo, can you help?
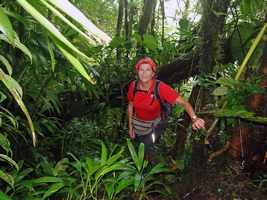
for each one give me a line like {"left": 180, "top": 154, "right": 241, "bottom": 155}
{"left": 132, "top": 116, "right": 161, "bottom": 136}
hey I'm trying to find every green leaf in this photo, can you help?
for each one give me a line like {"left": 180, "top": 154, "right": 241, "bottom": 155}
{"left": 0, "top": 191, "right": 13, "bottom": 200}
{"left": 16, "top": 0, "right": 94, "bottom": 64}
{"left": 46, "top": 38, "right": 56, "bottom": 72}
{"left": 0, "top": 55, "right": 12, "bottom": 75}
{"left": 101, "top": 142, "right": 108, "bottom": 163}
{"left": 137, "top": 143, "right": 144, "bottom": 170}
{"left": 148, "top": 163, "right": 170, "bottom": 176}
{"left": 0, "top": 34, "right": 32, "bottom": 62}
{"left": 0, "top": 154, "right": 19, "bottom": 171}
{"left": 0, "top": 91, "right": 7, "bottom": 103}
{"left": 115, "top": 178, "right": 133, "bottom": 194}
{"left": 127, "top": 139, "right": 139, "bottom": 171}
{"left": 55, "top": 41, "right": 96, "bottom": 84}
{"left": 42, "top": 182, "right": 64, "bottom": 199}
{"left": 0, "top": 7, "right": 15, "bottom": 45}
{"left": 143, "top": 34, "right": 157, "bottom": 50}
{"left": 0, "top": 69, "right": 36, "bottom": 146}
{"left": 212, "top": 86, "right": 228, "bottom": 96}
{"left": 0, "top": 133, "right": 11, "bottom": 154}
{"left": 85, "top": 157, "right": 100, "bottom": 176}
{"left": 105, "top": 149, "right": 124, "bottom": 166}
{"left": 39, "top": 0, "right": 96, "bottom": 45}
{"left": 46, "top": 0, "right": 111, "bottom": 45}
{"left": 23, "top": 176, "right": 63, "bottom": 187}
{"left": 134, "top": 173, "right": 141, "bottom": 192}
{"left": 95, "top": 163, "right": 124, "bottom": 181}
{"left": 0, "top": 169, "right": 14, "bottom": 188}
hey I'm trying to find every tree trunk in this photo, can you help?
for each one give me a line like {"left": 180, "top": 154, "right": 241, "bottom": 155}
{"left": 175, "top": 0, "right": 230, "bottom": 185}
{"left": 116, "top": 0, "right": 124, "bottom": 62}
{"left": 138, "top": 0, "right": 157, "bottom": 37}
{"left": 159, "top": 0, "right": 165, "bottom": 44}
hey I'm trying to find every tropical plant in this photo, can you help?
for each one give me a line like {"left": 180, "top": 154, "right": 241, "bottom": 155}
{"left": 126, "top": 139, "right": 172, "bottom": 200}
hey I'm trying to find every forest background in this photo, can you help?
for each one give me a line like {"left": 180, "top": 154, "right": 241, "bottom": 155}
{"left": 0, "top": 0, "right": 267, "bottom": 199}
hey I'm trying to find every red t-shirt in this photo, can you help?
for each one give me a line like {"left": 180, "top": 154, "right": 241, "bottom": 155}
{"left": 127, "top": 80, "right": 180, "bottom": 120}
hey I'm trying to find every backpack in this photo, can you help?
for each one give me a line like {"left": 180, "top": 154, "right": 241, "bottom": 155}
{"left": 133, "top": 80, "right": 172, "bottom": 122}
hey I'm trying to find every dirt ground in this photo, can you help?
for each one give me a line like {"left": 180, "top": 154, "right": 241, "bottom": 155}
{"left": 176, "top": 157, "right": 267, "bottom": 200}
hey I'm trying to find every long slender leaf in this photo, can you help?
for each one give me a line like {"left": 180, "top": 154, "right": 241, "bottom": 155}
{"left": 0, "top": 154, "right": 19, "bottom": 171}
{"left": 40, "top": 0, "right": 96, "bottom": 45}
{"left": 46, "top": 0, "right": 111, "bottom": 45}
{"left": 55, "top": 41, "right": 96, "bottom": 84}
{"left": 0, "top": 34, "right": 32, "bottom": 62}
{"left": 137, "top": 143, "right": 144, "bottom": 170}
{"left": 127, "top": 139, "right": 140, "bottom": 171}
{"left": 0, "top": 134, "right": 11, "bottom": 154}
{"left": 101, "top": 142, "right": 108, "bottom": 163}
{"left": 16, "top": 0, "right": 94, "bottom": 64}
{"left": 42, "top": 182, "right": 64, "bottom": 200}
{"left": 0, "top": 7, "right": 15, "bottom": 45}
{"left": 0, "top": 55, "right": 12, "bottom": 75}
{"left": 23, "top": 176, "right": 63, "bottom": 187}
{"left": 0, "top": 69, "right": 36, "bottom": 146}
{"left": 46, "top": 38, "right": 56, "bottom": 72}
{"left": 0, "top": 169, "right": 14, "bottom": 188}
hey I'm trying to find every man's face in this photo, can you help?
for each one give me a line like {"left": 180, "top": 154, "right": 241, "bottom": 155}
{"left": 138, "top": 64, "right": 155, "bottom": 83}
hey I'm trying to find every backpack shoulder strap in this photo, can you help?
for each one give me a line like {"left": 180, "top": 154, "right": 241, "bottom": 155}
{"left": 154, "top": 80, "right": 161, "bottom": 101}
{"left": 133, "top": 80, "right": 139, "bottom": 97}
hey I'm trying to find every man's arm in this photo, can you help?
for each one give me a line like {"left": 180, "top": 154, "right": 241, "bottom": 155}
{"left": 128, "top": 102, "right": 135, "bottom": 139}
{"left": 175, "top": 96, "right": 205, "bottom": 130}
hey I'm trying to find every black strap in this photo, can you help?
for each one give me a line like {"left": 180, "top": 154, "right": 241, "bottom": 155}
{"left": 133, "top": 79, "right": 161, "bottom": 100}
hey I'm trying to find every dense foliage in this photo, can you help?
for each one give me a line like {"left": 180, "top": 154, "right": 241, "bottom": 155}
{"left": 0, "top": 0, "right": 266, "bottom": 199}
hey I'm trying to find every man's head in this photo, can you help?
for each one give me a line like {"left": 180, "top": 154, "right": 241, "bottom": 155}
{"left": 135, "top": 57, "right": 157, "bottom": 73}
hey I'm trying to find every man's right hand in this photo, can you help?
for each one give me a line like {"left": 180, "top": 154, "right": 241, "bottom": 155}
{"left": 129, "top": 128, "right": 135, "bottom": 139}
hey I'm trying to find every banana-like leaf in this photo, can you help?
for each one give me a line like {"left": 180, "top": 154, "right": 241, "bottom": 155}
{"left": 0, "top": 55, "right": 12, "bottom": 75}
{"left": 55, "top": 41, "right": 96, "bottom": 84}
{"left": 16, "top": 0, "right": 94, "bottom": 64}
{"left": 0, "top": 34, "right": 32, "bottom": 62}
{"left": 0, "top": 7, "right": 15, "bottom": 45}
{"left": 0, "top": 154, "right": 19, "bottom": 171}
{"left": 0, "top": 69, "right": 36, "bottom": 146}
{"left": 40, "top": 0, "right": 96, "bottom": 45}
{"left": 46, "top": 0, "right": 111, "bottom": 45}
{"left": 0, "top": 169, "right": 15, "bottom": 188}
{"left": 42, "top": 182, "right": 64, "bottom": 200}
